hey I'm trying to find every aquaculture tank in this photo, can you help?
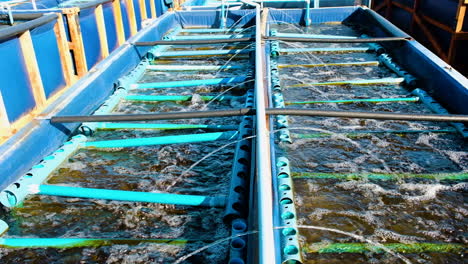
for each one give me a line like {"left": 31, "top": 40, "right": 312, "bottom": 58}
{"left": 0, "top": 2, "right": 466, "bottom": 264}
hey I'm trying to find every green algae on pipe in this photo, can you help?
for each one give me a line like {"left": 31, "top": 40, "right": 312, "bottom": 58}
{"left": 125, "top": 95, "right": 237, "bottom": 102}
{"left": 291, "top": 172, "right": 468, "bottom": 181}
{"left": 291, "top": 129, "right": 457, "bottom": 139}
{"left": 34, "top": 185, "right": 226, "bottom": 207}
{"left": 286, "top": 97, "right": 419, "bottom": 105}
{"left": 305, "top": 242, "right": 467, "bottom": 254}
{"left": 278, "top": 61, "right": 380, "bottom": 68}
{"left": 95, "top": 123, "right": 238, "bottom": 131}
{"left": 82, "top": 131, "right": 239, "bottom": 148}
{"left": 0, "top": 238, "right": 210, "bottom": 249}
{"left": 285, "top": 77, "right": 405, "bottom": 88}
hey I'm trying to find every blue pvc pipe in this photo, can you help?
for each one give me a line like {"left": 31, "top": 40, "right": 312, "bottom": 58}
{"left": 130, "top": 76, "right": 248, "bottom": 89}
{"left": 83, "top": 131, "right": 239, "bottom": 148}
{"left": 179, "top": 28, "right": 245, "bottom": 33}
{"left": 95, "top": 123, "right": 238, "bottom": 131}
{"left": 152, "top": 49, "right": 251, "bottom": 57}
{"left": 278, "top": 47, "right": 371, "bottom": 54}
{"left": 125, "top": 95, "right": 237, "bottom": 102}
{"left": 166, "top": 34, "right": 253, "bottom": 40}
{"left": 274, "top": 32, "right": 357, "bottom": 39}
{"left": 146, "top": 65, "right": 246, "bottom": 71}
{"left": 0, "top": 238, "right": 203, "bottom": 248}
{"left": 36, "top": 185, "right": 226, "bottom": 207}
{"left": 286, "top": 77, "right": 405, "bottom": 88}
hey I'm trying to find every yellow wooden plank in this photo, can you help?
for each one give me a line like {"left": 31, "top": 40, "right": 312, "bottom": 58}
{"left": 95, "top": 4, "right": 109, "bottom": 59}
{"left": 18, "top": 30, "right": 46, "bottom": 109}
{"left": 113, "top": 0, "right": 126, "bottom": 45}
{"left": 150, "top": 0, "right": 156, "bottom": 18}
{"left": 63, "top": 8, "right": 88, "bottom": 77}
{"left": 125, "top": 0, "right": 138, "bottom": 36}
{"left": 139, "top": 0, "right": 147, "bottom": 21}
{"left": 53, "top": 13, "right": 76, "bottom": 85}
{"left": 0, "top": 90, "right": 11, "bottom": 138}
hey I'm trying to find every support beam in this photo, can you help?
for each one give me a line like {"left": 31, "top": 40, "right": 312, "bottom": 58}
{"left": 112, "top": 0, "right": 126, "bottom": 45}
{"left": 125, "top": 0, "right": 138, "bottom": 36}
{"left": 94, "top": 4, "right": 109, "bottom": 60}
{"left": 53, "top": 13, "right": 75, "bottom": 86}
{"left": 18, "top": 30, "right": 46, "bottom": 109}
{"left": 63, "top": 8, "right": 88, "bottom": 76}
{"left": 32, "top": 185, "right": 226, "bottom": 207}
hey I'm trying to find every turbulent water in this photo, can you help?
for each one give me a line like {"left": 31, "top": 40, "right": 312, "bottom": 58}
{"left": 0, "top": 30, "right": 253, "bottom": 263}
{"left": 272, "top": 23, "right": 467, "bottom": 263}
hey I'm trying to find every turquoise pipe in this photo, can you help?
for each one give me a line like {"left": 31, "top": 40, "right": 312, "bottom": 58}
{"left": 0, "top": 135, "right": 87, "bottom": 208}
{"left": 124, "top": 94, "right": 237, "bottom": 102}
{"left": 286, "top": 97, "right": 420, "bottom": 105}
{"left": 146, "top": 64, "right": 245, "bottom": 71}
{"left": 411, "top": 88, "right": 468, "bottom": 138}
{"left": 305, "top": 0, "right": 311, "bottom": 26}
{"left": 83, "top": 131, "right": 239, "bottom": 148}
{"left": 273, "top": 32, "right": 357, "bottom": 39}
{"left": 130, "top": 76, "right": 248, "bottom": 89}
{"left": 292, "top": 129, "right": 457, "bottom": 139}
{"left": 35, "top": 185, "right": 226, "bottom": 207}
{"left": 165, "top": 34, "right": 253, "bottom": 40}
{"left": 286, "top": 77, "right": 405, "bottom": 88}
{"left": 278, "top": 47, "right": 371, "bottom": 54}
{"left": 152, "top": 49, "right": 251, "bottom": 57}
{"left": 0, "top": 220, "right": 8, "bottom": 236}
{"left": 95, "top": 123, "right": 238, "bottom": 131}
{"left": 0, "top": 237, "right": 209, "bottom": 249}
{"left": 179, "top": 28, "right": 245, "bottom": 33}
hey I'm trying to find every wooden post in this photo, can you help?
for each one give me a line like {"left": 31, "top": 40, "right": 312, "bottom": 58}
{"left": 448, "top": 0, "right": 467, "bottom": 64}
{"left": 125, "top": 0, "right": 138, "bottom": 36}
{"left": 112, "top": 0, "right": 126, "bottom": 45}
{"left": 0, "top": 90, "right": 11, "bottom": 139}
{"left": 150, "top": 0, "right": 156, "bottom": 19}
{"left": 94, "top": 4, "right": 109, "bottom": 59}
{"left": 139, "top": 0, "right": 147, "bottom": 21}
{"left": 18, "top": 30, "right": 47, "bottom": 109}
{"left": 384, "top": 0, "right": 392, "bottom": 18}
{"left": 410, "top": 0, "right": 420, "bottom": 34}
{"left": 63, "top": 8, "right": 88, "bottom": 77}
{"left": 53, "top": 13, "right": 76, "bottom": 86}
